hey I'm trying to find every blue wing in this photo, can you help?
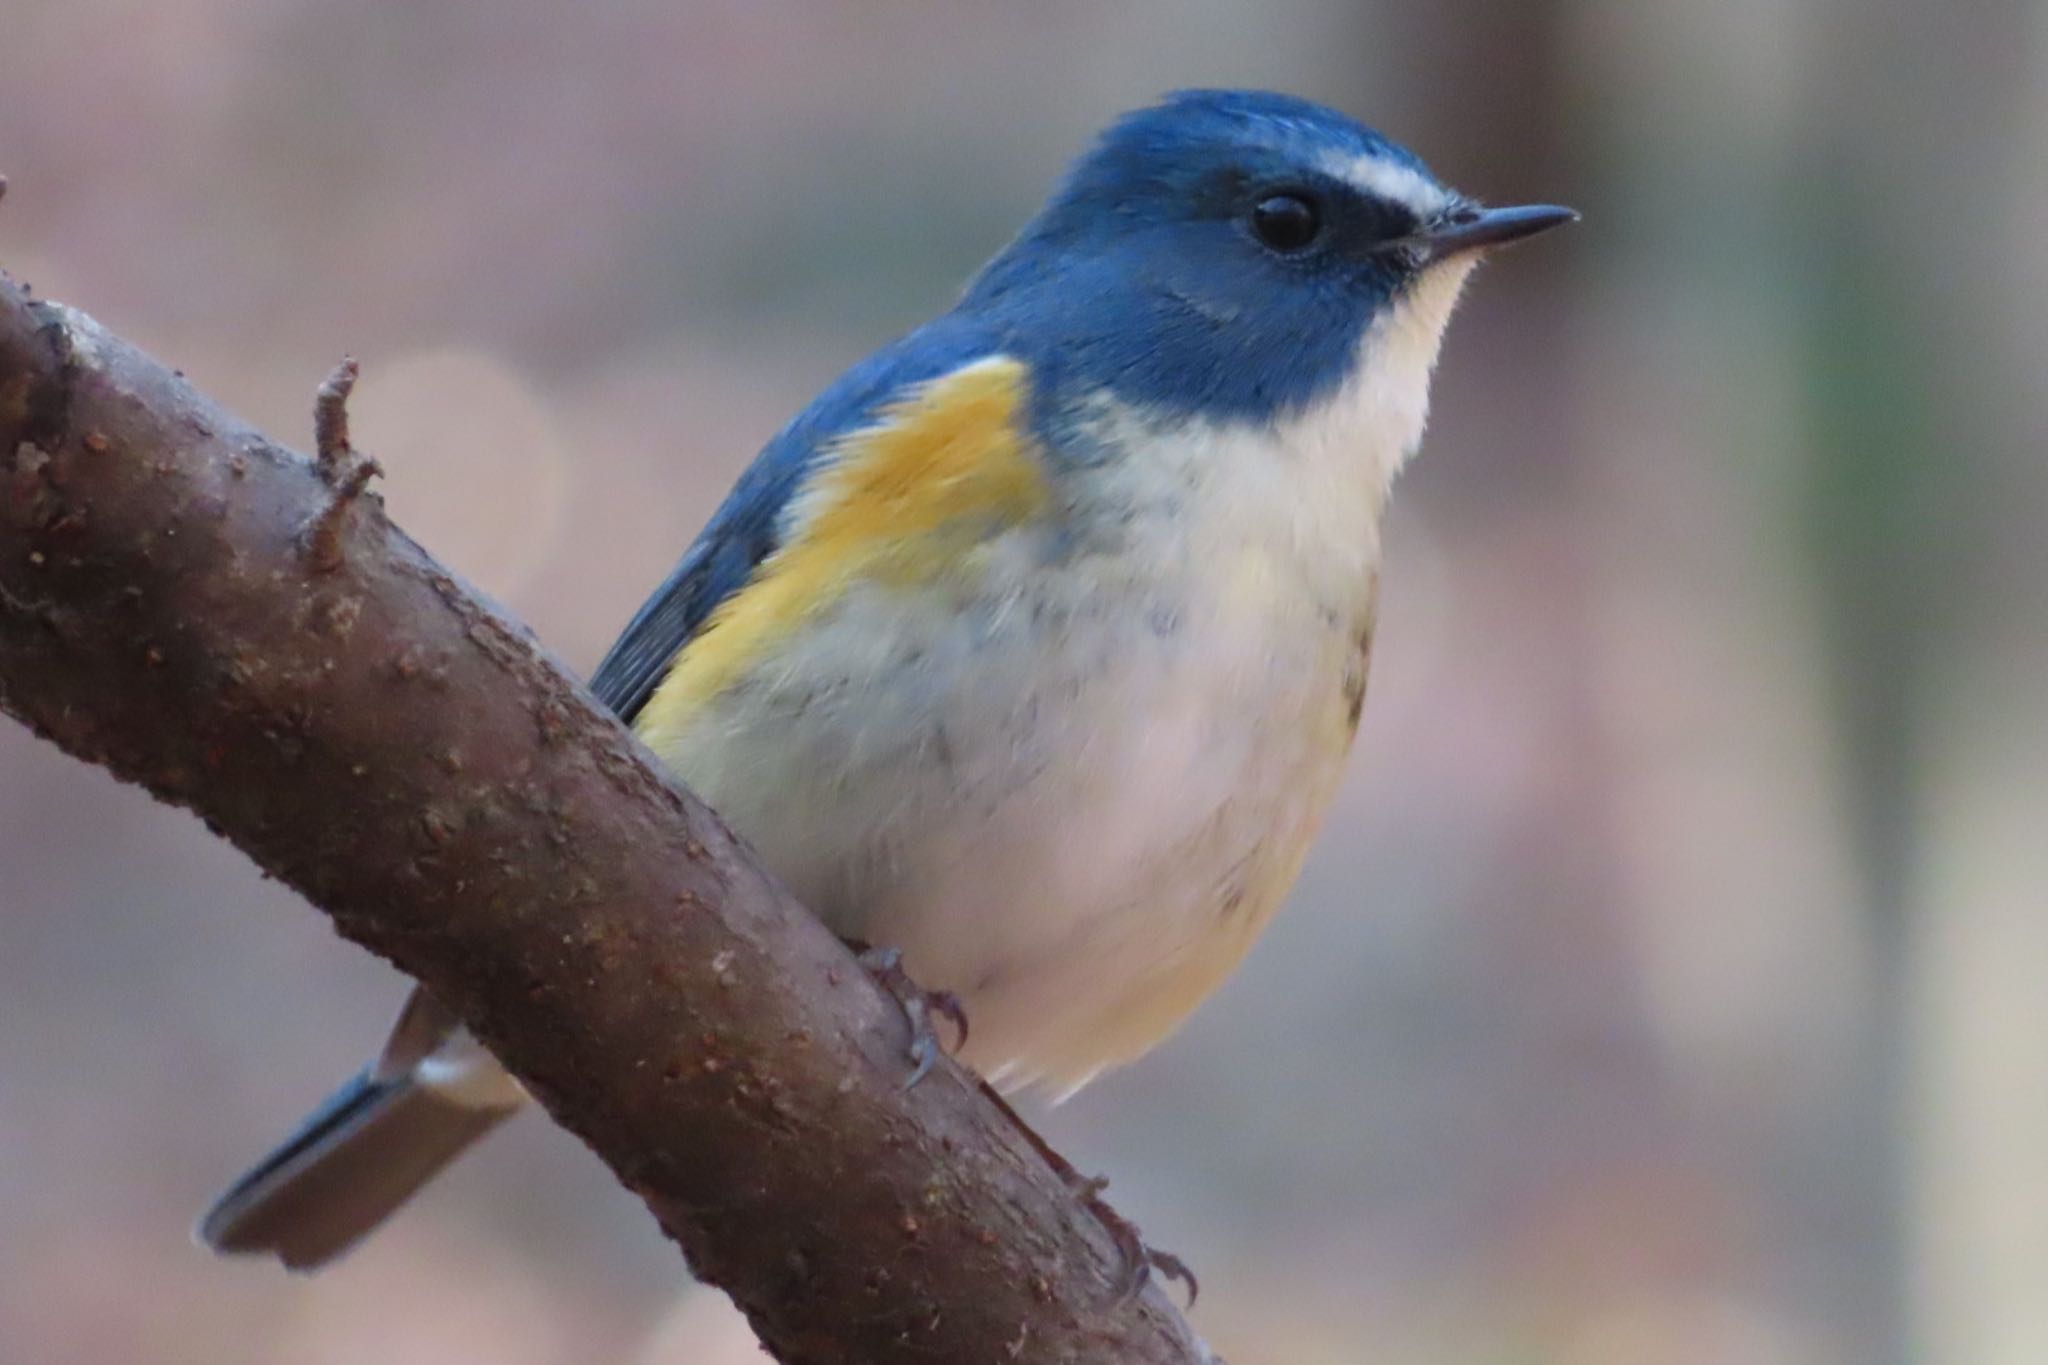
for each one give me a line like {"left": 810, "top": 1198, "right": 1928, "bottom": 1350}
{"left": 588, "top": 315, "right": 1004, "bottom": 722}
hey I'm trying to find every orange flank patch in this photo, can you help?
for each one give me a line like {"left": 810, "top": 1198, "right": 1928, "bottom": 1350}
{"left": 635, "top": 356, "right": 1050, "bottom": 747}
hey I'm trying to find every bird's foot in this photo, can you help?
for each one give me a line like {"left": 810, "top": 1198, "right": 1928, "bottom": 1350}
{"left": 852, "top": 944, "right": 969, "bottom": 1088}
{"left": 1067, "top": 1171, "right": 1199, "bottom": 1307}
{"left": 849, "top": 945, "right": 1193, "bottom": 1302}
{"left": 971, "top": 1076, "right": 1198, "bottom": 1307}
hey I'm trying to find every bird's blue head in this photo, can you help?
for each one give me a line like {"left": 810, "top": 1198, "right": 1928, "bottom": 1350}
{"left": 963, "top": 90, "right": 1572, "bottom": 453}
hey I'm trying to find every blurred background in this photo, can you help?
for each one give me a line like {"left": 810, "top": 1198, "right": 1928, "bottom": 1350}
{"left": 2, "top": 2, "right": 2042, "bottom": 1362}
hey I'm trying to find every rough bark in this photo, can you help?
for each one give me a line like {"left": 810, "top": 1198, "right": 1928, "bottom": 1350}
{"left": 0, "top": 273, "right": 1212, "bottom": 1365}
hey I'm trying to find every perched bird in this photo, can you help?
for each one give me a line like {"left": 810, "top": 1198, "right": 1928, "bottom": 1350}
{"left": 201, "top": 88, "right": 1573, "bottom": 1270}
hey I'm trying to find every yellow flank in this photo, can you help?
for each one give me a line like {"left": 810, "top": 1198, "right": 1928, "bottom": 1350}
{"left": 635, "top": 357, "right": 1050, "bottom": 747}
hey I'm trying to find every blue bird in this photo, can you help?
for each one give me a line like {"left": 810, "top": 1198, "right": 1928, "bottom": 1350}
{"left": 202, "top": 88, "right": 1573, "bottom": 1269}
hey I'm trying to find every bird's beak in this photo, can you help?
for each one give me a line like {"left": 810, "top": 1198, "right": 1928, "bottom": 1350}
{"left": 1412, "top": 203, "right": 1578, "bottom": 263}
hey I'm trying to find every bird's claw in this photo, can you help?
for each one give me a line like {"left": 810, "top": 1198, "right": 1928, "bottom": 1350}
{"left": 854, "top": 944, "right": 969, "bottom": 1088}
{"left": 1068, "top": 1170, "right": 1199, "bottom": 1307}
{"left": 850, "top": 945, "right": 1191, "bottom": 1302}
{"left": 967, "top": 1074, "right": 1201, "bottom": 1307}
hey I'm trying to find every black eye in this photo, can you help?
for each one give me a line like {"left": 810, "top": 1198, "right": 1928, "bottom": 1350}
{"left": 1250, "top": 193, "right": 1321, "bottom": 253}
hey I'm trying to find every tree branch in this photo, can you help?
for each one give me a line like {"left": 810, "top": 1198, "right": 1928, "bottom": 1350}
{"left": 0, "top": 272, "right": 1213, "bottom": 1365}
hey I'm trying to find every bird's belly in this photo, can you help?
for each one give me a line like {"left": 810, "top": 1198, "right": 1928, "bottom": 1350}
{"left": 650, "top": 563, "right": 1370, "bottom": 1095}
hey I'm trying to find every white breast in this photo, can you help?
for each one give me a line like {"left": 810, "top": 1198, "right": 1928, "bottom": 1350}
{"left": 656, "top": 279, "right": 1471, "bottom": 1095}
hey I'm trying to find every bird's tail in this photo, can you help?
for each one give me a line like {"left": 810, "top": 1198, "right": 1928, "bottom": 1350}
{"left": 199, "top": 989, "right": 523, "bottom": 1271}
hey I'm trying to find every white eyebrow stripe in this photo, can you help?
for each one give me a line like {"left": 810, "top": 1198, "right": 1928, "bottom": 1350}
{"left": 1323, "top": 152, "right": 1453, "bottom": 218}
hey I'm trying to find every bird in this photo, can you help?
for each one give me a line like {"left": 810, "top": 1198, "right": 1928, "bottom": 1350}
{"left": 200, "top": 88, "right": 1574, "bottom": 1271}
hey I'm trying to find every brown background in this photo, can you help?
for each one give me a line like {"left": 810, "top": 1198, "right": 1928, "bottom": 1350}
{"left": 3, "top": 2, "right": 2042, "bottom": 1362}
